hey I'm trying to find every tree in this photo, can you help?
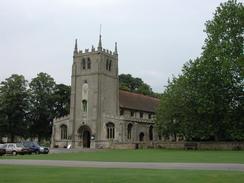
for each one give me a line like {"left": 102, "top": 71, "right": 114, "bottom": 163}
{"left": 29, "top": 72, "right": 56, "bottom": 141}
{"left": 119, "top": 74, "right": 158, "bottom": 97}
{"left": 201, "top": 0, "right": 244, "bottom": 140}
{"left": 157, "top": 0, "right": 244, "bottom": 141}
{"left": 0, "top": 74, "right": 29, "bottom": 142}
{"left": 53, "top": 84, "right": 71, "bottom": 118}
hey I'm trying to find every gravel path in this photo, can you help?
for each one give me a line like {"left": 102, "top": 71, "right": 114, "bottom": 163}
{"left": 0, "top": 159, "right": 244, "bottom": 171}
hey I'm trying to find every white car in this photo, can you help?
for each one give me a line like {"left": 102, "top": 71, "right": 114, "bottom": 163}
{"left": 2, "top": 143, "right": 30, "bottom": 155}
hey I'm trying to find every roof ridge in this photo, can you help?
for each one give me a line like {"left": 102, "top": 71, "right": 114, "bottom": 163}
{"left": 119, "top": 90, "right": 160, "bottom": 101}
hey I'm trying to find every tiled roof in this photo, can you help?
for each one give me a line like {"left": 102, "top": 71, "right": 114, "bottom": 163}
{"left": 119, "top": 90, "right": 160, "bottom": 113}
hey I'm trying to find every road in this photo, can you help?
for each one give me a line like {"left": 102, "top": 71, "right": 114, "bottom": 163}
{"left": 0, "top": 159, "right": 244, "bottom": 171}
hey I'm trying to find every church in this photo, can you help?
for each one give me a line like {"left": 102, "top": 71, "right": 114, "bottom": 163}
{"left": 51, "top": 35, "right": 160, "bottom": 149}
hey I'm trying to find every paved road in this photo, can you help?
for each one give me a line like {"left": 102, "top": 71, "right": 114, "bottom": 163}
{"left": 0, "top": 159, "right": 244, "bottom": 171}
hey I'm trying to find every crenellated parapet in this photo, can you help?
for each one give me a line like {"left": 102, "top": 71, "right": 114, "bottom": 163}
{"left": 75, "top": 47, "right": 117, "bottom": 57}
{"left": 73, "top": 34, "right": 118, "bottom": 58}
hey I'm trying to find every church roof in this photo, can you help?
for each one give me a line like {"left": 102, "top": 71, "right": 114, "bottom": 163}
{"left": 119, "top": 90, "right": 160, "bottom": 113}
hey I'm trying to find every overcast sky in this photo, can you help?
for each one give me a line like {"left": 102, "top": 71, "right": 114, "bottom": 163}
{"left": 0, "top": 0, "right": 227, "bottom": 92}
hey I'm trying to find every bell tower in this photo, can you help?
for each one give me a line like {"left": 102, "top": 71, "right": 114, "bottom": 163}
{"left": 69, "top": 35, "right": 119, "bottom": 148}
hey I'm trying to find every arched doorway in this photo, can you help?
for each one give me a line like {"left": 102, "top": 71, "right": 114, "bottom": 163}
{"left": 139, "top": 132, "right": 144, "bottom": 142}
{"left": 127, "top": 123, "right": 133, "bottom": 140}
{"left": 78, "top": 125, "right": 91, "bottom": 148}
{"left": 149, "top": 125, "right": 153, "bottom": 141}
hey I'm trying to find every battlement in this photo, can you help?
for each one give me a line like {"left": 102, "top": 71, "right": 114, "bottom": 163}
{"left": 75, "top": 46, "right": 117, "bottom": 57}
{"left": 73, "top": 37, "right": 118, "bottom": 57}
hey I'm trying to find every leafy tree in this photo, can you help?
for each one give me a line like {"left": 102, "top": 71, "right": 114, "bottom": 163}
{"left": 119, "top": 74, "right": 158, "bottom": 97}
{"left": 0, "top": 74, "right": 29, "bottom": 142}
{"left": 53, "top": 84, "right": 71, "bottom": 118}
{"left": 157, "top": 0, "right": 244, "bottom": 141}
{"left": 201, "top": 0, "right": 244, "bottom": 140}
{"left": 29, "top": 72, "right": 56, "bottom": 142}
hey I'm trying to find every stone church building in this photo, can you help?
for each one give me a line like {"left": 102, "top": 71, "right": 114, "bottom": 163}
{"left": 51, "top": 35, "right": 160, "bottom": 149}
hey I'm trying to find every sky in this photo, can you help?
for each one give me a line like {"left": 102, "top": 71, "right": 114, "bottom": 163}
{"left": 0, "top": 0, "right": 227, "bottom": 92}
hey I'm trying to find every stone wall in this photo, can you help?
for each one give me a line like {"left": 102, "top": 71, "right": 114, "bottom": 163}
{"left": 156, "top": 141, "right": 244, "bottom": 150}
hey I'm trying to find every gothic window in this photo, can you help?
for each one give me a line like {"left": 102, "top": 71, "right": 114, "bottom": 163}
{"left": 82, "top": 100, "right": 87, "bottom": 112}
{"left": 127, "top": 123, "right": 133, "bottom": 140}
{"left": 140, "top": 112, "right": 143, "bottom": 118}
{"left": 106, "top": 59, "right": 109, "bottom": 70}
{"left": 106, "top": 122, "right": 115, "bottom": 139}
{"left": 87, "top": 58, "right": 91, "bottom": 69}
{"left": 148, "top": 113, "right": 152, "bottom": 119}
{"left": 108, "top": 60, "right": 112, "bottom": 71}
{"left": 60, "top": 125, "right": 67, "bottom": 139}
{"left": 130, "top": 111, "right": 134, "bottom": 117}
{"left": 82, "top": 59, "right": 86, "bottom": 69}
{"left": 149, "top": 125, "right": 153, "bottom": 141}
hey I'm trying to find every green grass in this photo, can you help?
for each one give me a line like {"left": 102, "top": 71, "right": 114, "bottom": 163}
{"left": 1, "top": 149, "right": 244, "bottom": 163}
{"left": 0, "top": 165, "right": 243, "bottom": 183}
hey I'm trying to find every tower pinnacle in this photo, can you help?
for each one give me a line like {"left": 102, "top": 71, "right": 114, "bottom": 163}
{"left": 98, "top": 34, "right": 102, "bottom": 50}
{"left": 74, "top": 39, "right": 78, "bottom": 54}
{"left": 114, "top": 42, "right": 118, "bottom": 55}
{"left": 98, "top": 25, "right": 102, "bottom": 51}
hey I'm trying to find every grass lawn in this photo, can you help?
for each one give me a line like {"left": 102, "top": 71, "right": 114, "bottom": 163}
{"left": 1, "top": 149, "right": 244, "bottom": 163}
{"left": 0, "top": 165, "right": 244, "bottom": 183}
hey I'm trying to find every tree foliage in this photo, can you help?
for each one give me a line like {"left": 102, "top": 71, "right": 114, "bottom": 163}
{"left": 53, "top": 84, "right": 71, "bottom": 118}
{"left": 28, "top": 72, "right": 56, "bottom": 141}
{"left": 0, "top": 72, "right": 71, "bottom": 142}
{"left": 119, "top": 74, "right": 160, "bottom": 97}
{"left": 157, "top": 0, "right": 244, "bottom": 141}
{"left": 0, "top": 74, "right": 29, "bottom": 142}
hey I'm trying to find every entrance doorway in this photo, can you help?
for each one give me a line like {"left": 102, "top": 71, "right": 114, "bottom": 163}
{"left": 83, "top": 130, "right": 91, "bottom": 148}
{"left": 78, "top": 125, "right": 91, "bottom": 148}
{"left": 139, "top": 132, "right": 144, "bottom": 142}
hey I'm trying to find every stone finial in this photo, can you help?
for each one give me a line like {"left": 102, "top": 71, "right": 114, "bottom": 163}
{"left": 98, "top": 34, "right": 102, "bottom": 51}
{"left": 92, "top": 45, "right": 95, "bottom": 51}
{"left": 114, "top": 42, "right": 118, "bottom": 55}
{"left": 74, "top": 39, "right": 78, "bottom": 55}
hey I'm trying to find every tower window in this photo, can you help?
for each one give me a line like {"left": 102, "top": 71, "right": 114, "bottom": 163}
{"left": 82, "top": 100, "right": 87, "bottom": 112}
{"left": 87, "top": 58, "right": 91, "bottom": 69}
{"left": 106, "top": 59, "right": 109, "bottom": 70}
{"left": 60, "top": 125, "right": 67, "bottom": 140}
{"left": 82, "top": 59, "right": 86, "bottom": 69}
{"left": 106, "top": 122, "right": 115, "bottom": 139}
{"left": 108, "top": 60, "right": 112, "bottom": 71}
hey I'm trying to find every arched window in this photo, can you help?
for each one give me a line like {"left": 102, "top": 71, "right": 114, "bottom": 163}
{"left": 82, "top": 58, "right": 86, "bottom": 69}
{"left": 82, "top": 100, "right": 87, "bottom": 112}
{"left": 149, "top": 126, "right": 153, "bottom": 141}
{"left": 87, "top": 58, "right": 91, "bottom": 69}
{"left": 127, "top": 123, "right": 133, "bottom": 140}
{"left": 108, "top": 60, "right": 112, "bottom": 71}
{"left": 139, "top": 132, "right": 144, "bottom": 142}
{"left": 106, "top": 59, "right": 109, "bottom": 70}
{"left": 60, "top": 125, "right": 67, "bottom": 139}
{"left": 106, "top": 122, "right": 115, "bottom": 139}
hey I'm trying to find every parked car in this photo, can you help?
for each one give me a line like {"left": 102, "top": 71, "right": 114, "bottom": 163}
{"left": 3, "top": 143, "right": 31, "bottom": 155}
{"left": 0, "top": 144, "right": 6, "bottom": 156}
{"left": 22, "top": 141, "right": 49, "bottom": 154}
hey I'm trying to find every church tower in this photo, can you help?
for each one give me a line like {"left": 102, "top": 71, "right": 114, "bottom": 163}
{"left": 69, "top": 35, "right": 119, "bottom": 148}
